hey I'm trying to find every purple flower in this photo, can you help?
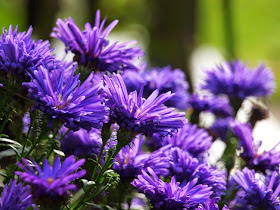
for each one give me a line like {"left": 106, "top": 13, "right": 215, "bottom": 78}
{"left": 0, "top": 25, "right": 58, "bottom": 79}
{"left": 147, "top": 123, "right": 212, "bottom": 158}
{"left": 201, "top": 60, "right": 275, "bottom": 100}
{"left": 131, "top": 167, "right": 212, "bottom": 209}
{"left": 231, "top": 167, "right": 280, "bottom": 209}
{"left": 113, "top": 136, "right": 170, "bottom": 180}
{"left": 0, "top": 180, "right": 33, "bottom": 210}
{"left": 16, "top": 156, "right": 86, "bottom": 207}
{"left": 189, "top": 93, "right": 233, "bottom": 117}
{"left": 51, "top": 10, "right": 144, "bottom": 73}
{"left": 60, "top": 126, "right": 102, "bottom": 157}
{"left": 209, "top": 117, "right": 233, "bottom": 141}
{"left": 231, "top": 122, "right": 280, "bottom": 172}
{"left": 123, "top": 65, "right": 190, "bottom": 110}
{"left": 23, "top": 65, "right": 109, "bottom": 131}
{"left": 196, "top": 198, "right": 229, "bottom": 210}
{"left": 102, "top": 74, "right": 186, "bottom": 137}
{"left": 167, "top": 147, "right": 226, "bottom": 197}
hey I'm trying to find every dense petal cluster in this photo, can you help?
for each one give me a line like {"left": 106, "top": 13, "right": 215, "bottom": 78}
{"left": 51, "top": 10, "right": 144, "bottom": 73}
{"left": 60, "top": 127, "right": 102, "bottom": 157}
{"left": 0, "top": 180, "right": 33, "bottom": 210}
{"left": 113, "top": 137, "right": 170, "bottom": 180}
{"left": 231, "top": 122, "right": 280, "bottom": 172}
{"left": 16, "top": 156, "right": 86, "bottom": 207}
{"left": 167, "top": 147, "right": 226, "bottom": 197}
{"left": 189, "top": 93, "right": 233, "bottom": 117}
{"left": 201, "top": 60, "right": 275, "bottom": 100}
{"left": 231, "top": 167, "right": 280, "bottom": 209}
{"left": 0, "top": 25, "right": 57, "bottom": 78}
{"left": 23, "top": 65, "right": 109, "bottom": 131}
{"left": 147, "top": 123, "right": 212, "bottom": 158}
{"left": 131, "top": 167, "right": 212, "bottom": 209}
{"left": 102, "top": 74, "right": 186, "bottom": 137}
{"left": 123, "top": 65, "right": 190, "bottom": 110}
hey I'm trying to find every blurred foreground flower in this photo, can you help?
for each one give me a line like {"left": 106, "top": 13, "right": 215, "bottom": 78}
{"left": 0, "top": 180, "right": 33, "bottom": 210}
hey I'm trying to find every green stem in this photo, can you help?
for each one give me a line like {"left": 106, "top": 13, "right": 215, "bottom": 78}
{"left": 24, "top": 120, "right": 48, "bottom": 158}
{"left": 21, "top": 111, "right": 35, "bottom": 157}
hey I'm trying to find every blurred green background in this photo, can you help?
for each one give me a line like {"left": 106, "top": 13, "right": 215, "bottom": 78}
{"left": 1, "top": 0, "right": 280, "bottom": 98}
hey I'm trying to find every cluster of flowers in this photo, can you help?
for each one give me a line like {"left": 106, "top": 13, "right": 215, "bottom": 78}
{"left": 0, "top": 9, "right": 279, "bottom": 210}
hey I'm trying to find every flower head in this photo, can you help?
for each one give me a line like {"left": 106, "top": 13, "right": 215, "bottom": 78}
{"left": 102, "top": 74, "right": 186, "bottom": 137}
{"left": 0, "top": 25, "right": 58, "bottom": 79}
{"left": 123, "top": 65, "right": 190, "bottom": 110}
{"left": 113, "top": 136, "right": 170, "bottom": 180}
{"left": 231, "top": 122, "right": 280, "bottom": 172}
{"left": 60, "top": 127, "right": 102, "bottom": 157}
{"left": 189, "top": 93, "right": 233, "bottom": 117}
{"left": 167, "top": 147, "right": 226, "bottom": 197}
{"left": 201, "top": 60, "right": 275, "bottom": 100}
{"left": 16, "top": 156, "right": 86, "bottom": 207}
{"left": 230, "top": 167, "right": 280, "bottom": 209}
{"left": 131, "top": 167, "right": 212, "bottom": 209}
{"left": 0, "top": 180, "right": 33, "bottom": 210}
{"left": 147, "top": 123, "right": 212, "bottom": 158}
{"left": 209, "top": 117, "right": 233, "bottom": 141}
{"left": 51, "top": 10, "right": 144, "bottom": 73}
{"left": 23, "top": 65, "right": 109, "bottom": 131}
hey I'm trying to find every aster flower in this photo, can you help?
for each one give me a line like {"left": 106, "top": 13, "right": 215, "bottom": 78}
{"left": 167, "top": 147, "right": 226, "bottom": 197}
{"left": 230, "top": 167, "right": 280, "bottom": 209}
{"left": 0, "top": 180, "right": 33, "bottom": 210}
{"left": 0, "top": 25, "right": 58, "bottom": 79}
{"left": 60, "top": 126, "right": 102, "bottom": 157}
{"left": 189, "top": 93, "right": 233, "bottom": 117}
{"left": 209, "top": 117, "right": 233, "bottom": 141}
{"left": 147, "top": 123, "right": 212, "bottom": 158}
{"left": 23, "top": 65, "right": 109, "bottom": 131}
{"left": 123, "top": 65, "right": 190, "bottom": 110}
{"left": 102, "top": 74, "right": 186, "bottom": 138}
{"left": 51, "top": 10, "right": 144, "bottom": 73}
{"left": 195, "top": 198, "right": 229, "bottom": 210}
{"left": 131, "top": 167, "right": 212, "bottom": 209}
{"left": 231, "top": 122, "right": 280, "bottom": 173}
{"left": 201, "top": 60, "right": 275, "bottom": 100}
{"left": 113, "top": 136, "right": 170, "bottom": 180}
{"left": 16, "top": 155, "right": 86, "bottom": 208}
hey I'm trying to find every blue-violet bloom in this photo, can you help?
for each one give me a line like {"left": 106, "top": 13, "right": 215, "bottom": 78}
{"left": 0, "top": 25, "right": 58, "bottom": 79}
{"left": 23, "top": 65, "right": 109, "bottom": 131}
{"left": 189, "top": 93, "right": 233, "bottom": 117}
{"left": 123, "top": 65, "right": 190, "bottom": 110}
{"left": 230, "top": 167, "right": 280, "bottom": 209}
{"left": 201, "top": 60, "right": 275, "bottom": 100}
{"left": 0, "top": 180, "right": 33, "bottom": 210}
{"left": 231, "top": 122, "right": 280, "bottom": 173}
{"left": 131, "top": 167, "right": 212, "bottom": 209}
{"left": 102, "top": 74, "right": 186, "bottom": 137}
{"left": 60, "top": 126, "right": 102, "bottom": 158}
{"left": 16, "top": 156, "right": 86, "bottom": 207}
{"left": 51, "top": 10, "right": 144, "bottom": 73}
